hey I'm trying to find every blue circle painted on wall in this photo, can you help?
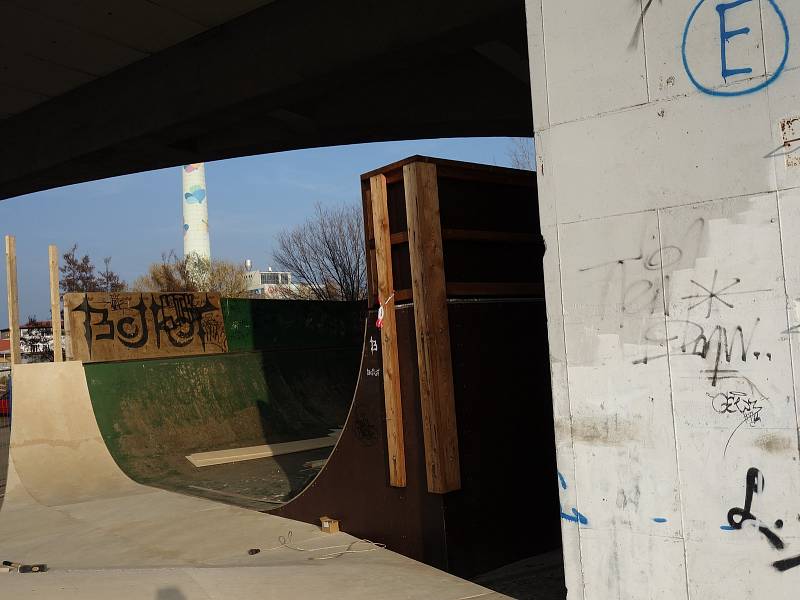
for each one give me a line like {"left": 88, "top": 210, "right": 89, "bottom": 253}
{"left": 682, "top": 0, "right": 789, "bottom": 97}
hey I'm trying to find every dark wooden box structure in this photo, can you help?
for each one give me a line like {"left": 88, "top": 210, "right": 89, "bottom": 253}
{"left": 362, "top": 155, "right": 543, "bottom": 308}
{"left": 362, "top": 156, "right": 545, "bottom": 494}
{"left": 277, "top": 157, "right": 559, "bottom": 578}
{"left": 354, "top": 156, "right": 559, "bottom": 576}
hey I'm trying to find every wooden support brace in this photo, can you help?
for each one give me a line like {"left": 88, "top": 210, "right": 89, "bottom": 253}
{"left": 49, "top": 245, "right": 63, "bottom": 362}
{"left": 4, "top": 235, "right": 20, "bottom": 367}
{"left": 370, "top": 174, "right": 407, "bottom": 488}
{"left": 403, "top": 162, "right": 461, "bottom": 494}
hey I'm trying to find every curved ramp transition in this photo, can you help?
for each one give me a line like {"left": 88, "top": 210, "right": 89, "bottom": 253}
{"left": 81, "top": 298, "right": 365, "bottom": 507}
{"left": 0, "top": 362, "right": 506, "bottom": 599}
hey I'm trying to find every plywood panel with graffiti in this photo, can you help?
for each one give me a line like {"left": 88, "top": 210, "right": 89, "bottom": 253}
{"left": 64, "top": 292, "right": 228, "bottom": 363}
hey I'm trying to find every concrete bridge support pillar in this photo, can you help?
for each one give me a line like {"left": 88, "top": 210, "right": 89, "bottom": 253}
{"left": 527, "top": 0, "right": 800, "bottom": 597}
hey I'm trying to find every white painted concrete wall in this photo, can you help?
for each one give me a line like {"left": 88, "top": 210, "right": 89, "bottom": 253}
{"left": 526, "top": 0, "right": 800, "bottom": 597}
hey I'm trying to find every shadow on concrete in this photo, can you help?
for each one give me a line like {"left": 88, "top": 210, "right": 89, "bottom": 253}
{"left": 471, "top": 550, "right": 567, "bottom": 600}
{"left": 156, "top": 587, "right": 187, "bottom": 600}
{"left": 248, "top": 299, "right": 366, "bottom": 504}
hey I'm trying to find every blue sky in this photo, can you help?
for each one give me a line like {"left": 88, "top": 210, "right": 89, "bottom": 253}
{"left": 0, "top": 136, "right": 522, "bottom": 327}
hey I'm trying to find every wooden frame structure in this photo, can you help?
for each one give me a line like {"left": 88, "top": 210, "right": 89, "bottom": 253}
{"left": 49, "top": 245, "right": 63, "bottom": 362}
{"left": 4, "top": 235, "right": 20, "bottom": 367}
{"left": 369, "top": 174, "right": 407, "bottom": 487}
{"left": 362, "top": 156, "right": 540, "bottom": 494}
{"left": 402, "top": 162, "right": 460, "bottom": 493}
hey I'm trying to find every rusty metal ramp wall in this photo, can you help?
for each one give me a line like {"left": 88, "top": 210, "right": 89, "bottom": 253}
{"left": 0, "top": 361, "right": 506, "bottom": 599}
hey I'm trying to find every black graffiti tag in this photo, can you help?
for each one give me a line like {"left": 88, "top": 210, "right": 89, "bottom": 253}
{"left": 725, "top": 467, "right": 800, "bottom": 572}
{"left": 73, "top": 292, "right": 224, "bottom": 357}
{"left": 73, "top": 295, "right": 115, "bottom": 357}
{"left": 115, "top": 296, "right": 149, "bottom": 349}
{"left": 633, "top": 318, "right": 761, "bottom": 386}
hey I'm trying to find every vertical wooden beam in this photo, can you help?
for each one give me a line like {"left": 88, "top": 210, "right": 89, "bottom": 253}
{"left": 361, "top": 182, "right": 379, "bottom": 306}
{"left": 370, "top": 174, "right": 406, "bottom": 488}
{"left": 48, "top": 245, "right": 63, "bottom": 362}
{"left": 62, "top": 293, "right": 73, "bottom": 361}
{"left": 403, "top": 162, "right": 461, "bottom": 494}
{"left": 4, "top": 235, "right": 21, "bottom": 367}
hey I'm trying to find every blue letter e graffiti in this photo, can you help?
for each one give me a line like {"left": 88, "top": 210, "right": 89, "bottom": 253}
{"left": 683, "top": 0, "right": 788, "bottom": 96}
{"left": 716, "top": 0, "right": 753, "bottom": 81}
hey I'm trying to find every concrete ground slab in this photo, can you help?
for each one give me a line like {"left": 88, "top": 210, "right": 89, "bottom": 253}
{"left": 0, "top": 567, "right": 507, "bottom": 600}
{"left": 0, "top": 362, "right": 509, "bottom": 599}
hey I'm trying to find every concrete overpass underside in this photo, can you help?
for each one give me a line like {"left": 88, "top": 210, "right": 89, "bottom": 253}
{"left": 0, "top": 3, "right": 538, "bottom": 598}
{"left": 0, "top": 0, "right": 532, "bottom": 201}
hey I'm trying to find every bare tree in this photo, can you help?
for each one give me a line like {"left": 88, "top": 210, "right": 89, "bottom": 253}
{"left": 99, "top": 257, "right": 126, "bottom": 292}
{"left": 507, "top": 137, "right": 536, "bottom": 171}
{"left": 132, "top": 251, "right": 194, "bottom": 292}
{"left": 60, "top": 244, "right": 126, "bottom": 293}
{"left": 132, "top": 251, "right": 249, "bottom": 298}
{"left": 273, "top": 202, "right": 366, "bottom": 301}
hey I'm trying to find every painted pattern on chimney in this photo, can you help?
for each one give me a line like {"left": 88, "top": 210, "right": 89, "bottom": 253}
{"left": 182, "top": 163, "right": 211, "bottom": 259}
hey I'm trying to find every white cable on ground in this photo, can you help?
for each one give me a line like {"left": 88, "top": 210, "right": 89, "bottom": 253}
{"left": 268, "top": 530, "right": 386, "bottom": 561}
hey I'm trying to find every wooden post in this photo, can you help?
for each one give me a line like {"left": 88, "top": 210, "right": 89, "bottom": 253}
{"left": 4, "top": 235, "right": 21, "bottom": 367}
{"left": 63, "top": 295, "right": 73, "bottom": 360}
{"left": 370, "top": 173, "right": 406, "bottom": 488}
{"left": 48, "top": 245, "right": 63, "bottom": 362}
{"left": 403, "top": 162, "right": 461, "bottom": 494}
{"left": 361, "top": 181, "right": 379, "bottom": 306}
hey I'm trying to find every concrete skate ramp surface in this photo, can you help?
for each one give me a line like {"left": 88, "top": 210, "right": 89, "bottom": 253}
{"left": 0, "top": 362, "right": 506, "bottom": 599}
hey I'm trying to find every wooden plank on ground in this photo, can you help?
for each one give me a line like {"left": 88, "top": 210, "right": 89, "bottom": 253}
{"left": 403, "top": 161, "right": 461, "bottom": 494}
{"left": 48, "top": 245, "right": 63, "bottom": 362}
{"left": 4, "top": 236, "right": 20, "bottom": 366}
{"left": 370, "top": 173, "right": 407, "bottom": 488}
{"left": 186, "top": 433, "right": 340, "bottom": 467}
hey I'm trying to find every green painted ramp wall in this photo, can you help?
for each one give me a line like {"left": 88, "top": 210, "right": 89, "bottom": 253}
{"left": 84, "top": 299, "right": 364, "bottom": 485}
{"left": 221, "top": 299, "right": 364, "bottom": 352}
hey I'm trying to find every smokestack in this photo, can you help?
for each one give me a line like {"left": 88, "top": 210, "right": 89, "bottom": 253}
{"left": 182, "top": 163, "right": 211, "bottom": 260}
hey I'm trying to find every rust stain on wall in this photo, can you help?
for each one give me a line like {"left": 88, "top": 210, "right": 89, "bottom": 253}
{"left": 780, "top": 116, "right": 800, "bottom": 167}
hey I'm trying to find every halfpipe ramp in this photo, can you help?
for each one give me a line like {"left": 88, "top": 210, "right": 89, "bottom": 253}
{"left": 0, "top": 361, "right": 506, "bottom": 599}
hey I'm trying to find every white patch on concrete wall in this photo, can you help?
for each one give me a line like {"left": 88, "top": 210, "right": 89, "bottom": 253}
{"left": 662, "top": 195, "right": 800, "bottom": 598}
{"left": 560, "top": 210, "right": 687, "bottom": 599}
{"left": 545, "top": 93, "right": 775, "bottom": 223}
